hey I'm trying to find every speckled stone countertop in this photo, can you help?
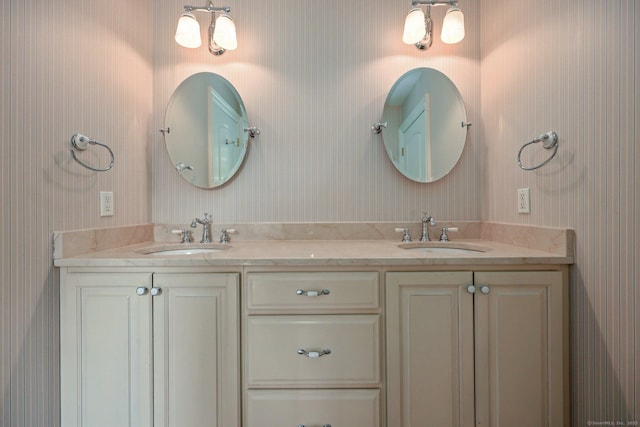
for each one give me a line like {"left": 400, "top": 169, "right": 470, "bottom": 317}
{"left": 53, "top": 222, "right": 575, "bottom": 268}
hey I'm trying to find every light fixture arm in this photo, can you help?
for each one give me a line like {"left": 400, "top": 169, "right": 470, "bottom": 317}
{"left": 411, "top": 0, "right": 458, "bottom": 7}
{"left": 415, "top": 6, "right": 432, "bottom": 50}
{"left": 183, "top": 1, "right": 230, "bottom": 14}
{"left": 208, "top": 12, "right": 225, "bottom": 55}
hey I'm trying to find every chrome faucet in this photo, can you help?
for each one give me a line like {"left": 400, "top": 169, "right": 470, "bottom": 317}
{"left": 420, "top": 212, "right": 436, "bottom": 242}
{"left": 191, "top": 213, "right": 212, "bottom": 243}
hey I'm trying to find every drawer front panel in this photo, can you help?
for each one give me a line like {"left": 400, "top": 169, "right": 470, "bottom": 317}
{"left": 246, "top": 389, "right": 381, "bottom": 427}
{"left": 246, "top": 272, "right": 380, "bottom": 313}
{"left": 246, "top": 315, "right": 381, "bottom": 387}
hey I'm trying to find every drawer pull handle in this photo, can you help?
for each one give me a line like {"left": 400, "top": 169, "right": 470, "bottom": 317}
{"left": 298, "top": 425, "right": 332, "bottom": 427}
{"left": 296, "top": 288, "right": 330, "bottom": 297}
{"left": 297, "top": 348, "right": 332, "bottom": 358}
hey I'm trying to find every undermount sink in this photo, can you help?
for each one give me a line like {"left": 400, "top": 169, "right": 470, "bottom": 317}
{"left": 137, "top": 244, "right": 229, "bottom": 256}
{"left": 397, "top": 242, "right": 490, "bottom": 254}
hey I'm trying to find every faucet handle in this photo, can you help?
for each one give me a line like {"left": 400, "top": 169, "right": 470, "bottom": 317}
{"left": 439, "top": 227, "right": 459, "bottom": 242}
{"left": 395, "top": 227, "right": 412, "bottom": 242}
{"left": 219, "top": 228, "right": 236, "bottom": 244}
{"left": 171, "top": 229, "right": 192, "bottom": 243}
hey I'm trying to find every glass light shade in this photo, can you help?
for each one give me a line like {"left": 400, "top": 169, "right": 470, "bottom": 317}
{"left": 402, "top": 8, "right": 426, "bottom": 45}
{"left": 213, "top": 14, "right": 237, "bottom": 51}
{"left": 441, "top": 7, "right": 465, "bottom": 44}
{"left": 175, "top": 12, "right": 201, "bottom": 48}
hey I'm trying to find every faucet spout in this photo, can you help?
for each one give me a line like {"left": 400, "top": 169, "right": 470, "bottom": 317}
{"left": 191, "top": 213, "right": 212, "bottom": 243}
{"left": 420, "top": 212, "right": 436, "bottom": 242}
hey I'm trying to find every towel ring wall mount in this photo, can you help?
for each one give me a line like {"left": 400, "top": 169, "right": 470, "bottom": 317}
{"left": 70, "top": 133, "right": 115, "bottom": 172}
{"left": 517, "top": 131, "right": 558, "bottom": 171}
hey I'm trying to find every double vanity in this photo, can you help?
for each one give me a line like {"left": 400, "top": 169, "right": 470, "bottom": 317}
{"left": 54, "top": 221, "right": 573, "bottom": 427}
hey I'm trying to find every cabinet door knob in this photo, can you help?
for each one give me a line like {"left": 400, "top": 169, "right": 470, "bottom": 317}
{"left": 150, "top": 287, "right": 162, "bottom": 296}
{"left": 480, "top": 285, "right": 490, "bottom": 294}
{"left": 296, "top": 288, "right": 330, "bottom": 297}
{"left": 466, "top": 285, "right": 476, "bottom": 294}
{"left": 136, "top": 287, "right": 148, "bottom": 296}
{"left": 297, "top": 348, "right": 332, "bottom": 358}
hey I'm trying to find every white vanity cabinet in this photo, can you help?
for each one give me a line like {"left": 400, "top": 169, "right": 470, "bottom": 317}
{"left": 243, "top": 270, "right": 383, "bottom": 427}
{"left": 386, "top": 269, "right": 569, "bottom": 427}
{"left": 55, "top": 229, "right": 572, "bottom": 427}
{"left": 59, "top": 269, "right": 240, "bottom": 427}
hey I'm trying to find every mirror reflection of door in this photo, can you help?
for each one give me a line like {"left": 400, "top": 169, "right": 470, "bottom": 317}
{"left": 380, "top": 68, "right": 467, "bottom": 183}
{"left": 208, "top": 86, "right": 242, "bottom": 187}
{"left": 399, "top": 94, "right": 431, "bottom": 182}
{"left": 164, "top": 72, "right": 250, "bottom": 189}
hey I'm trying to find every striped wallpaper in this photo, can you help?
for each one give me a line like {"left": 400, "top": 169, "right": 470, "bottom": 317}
{"left": 0, "top": 0, "right": 637, "bottom": 425}
{"left": 151, "top": 0, "right": 483, "bottom": 224}
{"left": 481, "top": 0, "right": 639, "bottom": 424}
{"left": 0, "top": 0, "right": 153, "bottom": 425}
{"left": 1, "top": 0, "right": 11, "bottom": 422}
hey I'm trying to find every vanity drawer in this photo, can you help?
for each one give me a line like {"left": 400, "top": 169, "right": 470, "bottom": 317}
{"left": 246, "top": 389, "right": 381, "bottom": 427}
{"left": 245, "top": 271, "right": 380, "bottom": 313}
{"left": 246, "top": 315, "right": 381, "bottom": 387}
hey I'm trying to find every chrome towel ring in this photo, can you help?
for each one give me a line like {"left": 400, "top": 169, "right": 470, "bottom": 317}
{"left": 517, "top": 131, "right": 558, "bottom": 171}
{"left": 70, "top": 133, "right": 115, "bottom": 172}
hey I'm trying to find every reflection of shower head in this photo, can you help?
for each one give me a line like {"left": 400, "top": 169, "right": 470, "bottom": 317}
{"left": 175, "top": 162, "right": 194, "bottom": 174}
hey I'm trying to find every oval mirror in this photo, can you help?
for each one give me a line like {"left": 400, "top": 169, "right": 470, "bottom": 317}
{"left": 381, "top": 68, "right": 468, "bottom": 183}
{"left": 164, "top": 72, "right": 250, "bottom": 188}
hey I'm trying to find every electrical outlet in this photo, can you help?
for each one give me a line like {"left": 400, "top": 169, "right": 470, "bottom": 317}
{"left": 100, "top": 191, "right": 114, "bottom": 217}
{"left": 517, "top": 188, "right": 530, "bottom": 214}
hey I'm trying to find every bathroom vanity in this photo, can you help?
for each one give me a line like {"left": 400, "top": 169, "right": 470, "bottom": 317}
{"left": 54, "top": 223, "right": 573, "bottom": 427}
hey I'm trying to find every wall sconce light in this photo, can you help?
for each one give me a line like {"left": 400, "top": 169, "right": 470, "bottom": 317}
{"left": 403, "top": 1, "right": 464, "bottom": 50}
{"left": 175, "top": 1, "right": 237, "bottom": 55}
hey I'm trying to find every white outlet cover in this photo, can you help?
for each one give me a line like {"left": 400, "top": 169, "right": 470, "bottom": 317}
{"left": 518, "top": 188, "right": 530, "bottom": 214}
{"left": 100, "top": 191, "right": 114, "bottom": 216}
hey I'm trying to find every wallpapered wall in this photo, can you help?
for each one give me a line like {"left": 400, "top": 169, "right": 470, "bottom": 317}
{"left": 0, "top": 0, "right": 153, "bottom": 425}
{"left": 481, "top": 0, "right": 639, "bottom": 424}
{"left": 152, "top": 0, "right": 483, "bottom": 224}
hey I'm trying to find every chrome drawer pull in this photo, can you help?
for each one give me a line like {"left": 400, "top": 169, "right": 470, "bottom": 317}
{"left": 296, "top": 288, "right": 330, "bottom": 297}
{"left": 297, "top": 424, "right": 332, "bottom": 427}
{"left": 297, "top": 348, "right": 332, "bottom": 358}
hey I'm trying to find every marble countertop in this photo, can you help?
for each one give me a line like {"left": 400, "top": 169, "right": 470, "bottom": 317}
{"left": 53, "top": 237, "right": 574, "bottom": 268}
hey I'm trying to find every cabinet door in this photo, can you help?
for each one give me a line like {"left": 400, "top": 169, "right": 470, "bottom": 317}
{"left": 152, "top": 273, "right": 239, "bottom": 427}
{"left": 386, "top": 272, "right": 475, "bottom": 427}
{"left": 474, "top": 271, "right": 565, "bottom": 427}
{"left": 60, "top": 271, "right": 153, "bottom": 427}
